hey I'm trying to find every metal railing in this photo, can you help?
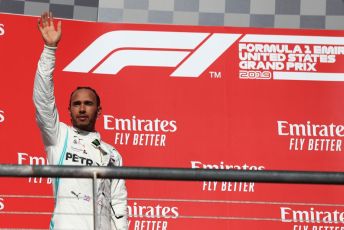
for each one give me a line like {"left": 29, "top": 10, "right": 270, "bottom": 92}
{"left": 1, "top": 164, "right": 344, "bottom": 184}
{"left": 1, "top": 164, "right": 344, "bottom": 229}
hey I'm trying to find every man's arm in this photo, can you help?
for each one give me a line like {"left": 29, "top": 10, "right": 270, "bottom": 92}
{"left": 33, "top": 12, "right": 62, "bottom": 146}
{"left": 110, "top": 152, "right": 129, "bottom": 230}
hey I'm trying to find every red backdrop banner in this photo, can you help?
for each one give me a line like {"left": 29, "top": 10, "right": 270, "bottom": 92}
{"left": 1, "top": 13, "right": 344, "bottom": 229}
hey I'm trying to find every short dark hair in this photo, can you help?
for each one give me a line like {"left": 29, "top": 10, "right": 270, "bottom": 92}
{"left": 69, "top": 86, "right": 101, "bottom": 107}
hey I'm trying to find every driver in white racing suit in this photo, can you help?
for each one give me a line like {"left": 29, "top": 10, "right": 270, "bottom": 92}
{"left": 33, "top": 11, "right": 128, "bottom": 230}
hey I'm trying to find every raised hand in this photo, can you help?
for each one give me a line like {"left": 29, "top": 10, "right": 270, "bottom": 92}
{"left": 38, "top": 11, "right": 62, "bottom": 47}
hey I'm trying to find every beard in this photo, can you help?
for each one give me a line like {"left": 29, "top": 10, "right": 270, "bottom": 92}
{"left": 71, "top": 114, "right": 97, "bottom": 132}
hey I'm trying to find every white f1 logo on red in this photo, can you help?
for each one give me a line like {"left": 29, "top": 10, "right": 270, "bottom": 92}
{"left": 63, "top": 31, "right": 241, "bottom": 78}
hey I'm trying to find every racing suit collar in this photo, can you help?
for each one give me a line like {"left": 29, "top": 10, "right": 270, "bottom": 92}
{"left": 72, "top": 126, "right": 100, "bottom": 139}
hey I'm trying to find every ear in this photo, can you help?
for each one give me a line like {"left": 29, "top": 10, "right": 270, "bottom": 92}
{"left": 97, "top": 106, "right": 102, "bottom": 117}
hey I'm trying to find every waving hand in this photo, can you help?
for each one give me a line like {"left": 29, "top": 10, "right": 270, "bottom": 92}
{"left": 38, "top": 11, "right": 62, "bottom": 47}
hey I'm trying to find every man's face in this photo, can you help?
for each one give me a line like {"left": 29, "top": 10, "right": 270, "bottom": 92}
{"left": 69, "top": 89, "right": 101, "bottom": 132}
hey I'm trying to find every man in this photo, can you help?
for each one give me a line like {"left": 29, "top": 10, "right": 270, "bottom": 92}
{"left": 33, "top": 12, "right": 128, "bottom": 230}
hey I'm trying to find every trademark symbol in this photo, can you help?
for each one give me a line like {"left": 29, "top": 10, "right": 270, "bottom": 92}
{"left": 209, "top": 71, "right": 222, "bottom": 79}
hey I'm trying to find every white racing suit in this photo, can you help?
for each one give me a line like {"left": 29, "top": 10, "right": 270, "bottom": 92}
{"left": 33, "top": 46, "right": 128, "bottom": 230}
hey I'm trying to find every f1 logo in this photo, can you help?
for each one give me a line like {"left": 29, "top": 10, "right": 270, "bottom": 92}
{"left": 63, "top": 30, "right": 241, "bottom": 78}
